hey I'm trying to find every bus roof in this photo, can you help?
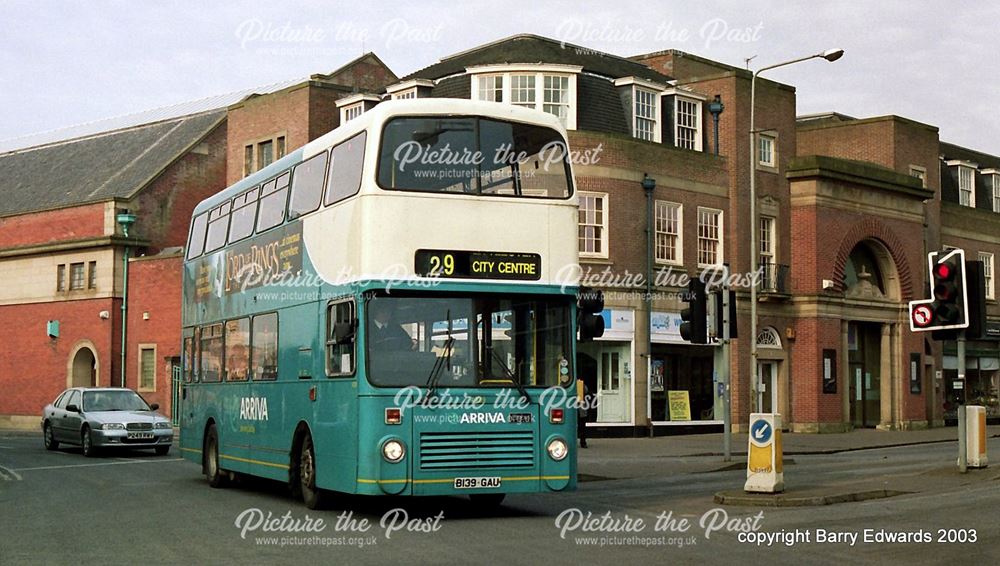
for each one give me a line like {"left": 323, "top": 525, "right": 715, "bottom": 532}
{"left": 190, "top": 99, "right": 569, "bottom": 218}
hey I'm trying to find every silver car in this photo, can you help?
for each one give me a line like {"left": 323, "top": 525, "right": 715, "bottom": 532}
{"left": 41, "top": 387, "right": 173, "bottom": 457}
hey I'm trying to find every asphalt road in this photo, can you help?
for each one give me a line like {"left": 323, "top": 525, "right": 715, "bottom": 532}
{"left": 1, "top": 433, "right": 998, "bottom": 565}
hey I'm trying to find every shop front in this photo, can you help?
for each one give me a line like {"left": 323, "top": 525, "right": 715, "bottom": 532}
{"left": 648, "top": 311, "right": 720, "bottom": 427}
{"left": 943, "top": 344, "right": 1000, "bottom": 420}
{"left": 577, "top": 309, "right": 635, "bottom": 428}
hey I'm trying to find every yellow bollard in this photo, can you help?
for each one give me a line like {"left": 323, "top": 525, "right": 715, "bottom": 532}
{"left": 966, "top": 405, "right": 988, "bottom": 468}
{"left": 744, "top": 413, "right": 784, "bottom": 493}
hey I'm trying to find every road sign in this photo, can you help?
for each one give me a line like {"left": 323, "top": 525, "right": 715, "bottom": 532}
{"left": 911, "top": 304, "right": 933, "bottom": 329}
{"left": 750, "top": 419, "right": 772, "bottom": 445}
{"left": 745, "top": 413, "right": 784, "bottom": 493}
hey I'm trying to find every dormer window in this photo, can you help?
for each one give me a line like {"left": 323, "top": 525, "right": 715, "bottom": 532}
{"left": 947, "top": 160, "right": 978, "bottom": 208}
{"left": 674, "top": 96, "right": 702, "bottom": 151}
{"left": 468, "top": 64, "right": 580, "bottom": 129}
{"left": 983, "top": 169, "right": 1000, "bottom": 212}
{"left": 336, "top": 93, "right": 381, "bottom": 123}
{"left": 386, "top": 79, "right": 434, "bottom": 100}
{"left": 614, "top": 77, "right": 666, "bottom": 143}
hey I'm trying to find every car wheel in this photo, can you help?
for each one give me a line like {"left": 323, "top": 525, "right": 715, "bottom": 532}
{"left": 205, "top": 424, "right": 228, "bottom": 488}
{"left": 43, "top": 422, "right": 59, "bottom": 450}
{"left": 155, "top": 445, "right": 170, "bottom": 456}
{"left": 298, "top": 434, "right": 330, "bottom": 510}
{"left": 81, "top": 426, "right": 97, "bottom": 458}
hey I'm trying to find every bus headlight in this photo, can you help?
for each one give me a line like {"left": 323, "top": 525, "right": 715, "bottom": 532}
{"left": 382, "top": 439, "right": 405, "bottom": 463}
{"left": 546, "top": 438, "right": 568, "bottom": 461}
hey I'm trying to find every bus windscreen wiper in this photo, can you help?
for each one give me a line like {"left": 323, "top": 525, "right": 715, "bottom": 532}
{"left": 489, "top": 348, "right": 529, "bottom": 403}
{"left": 424, "top": 336, "right": 455, "bottom": 402}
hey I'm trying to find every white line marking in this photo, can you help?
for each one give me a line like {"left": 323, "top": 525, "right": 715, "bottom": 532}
{"left": 14, "top": 458, "right": 183, "bottom": 472}
{"left": 0, "top": 465, "right": 23, "bottom": 481}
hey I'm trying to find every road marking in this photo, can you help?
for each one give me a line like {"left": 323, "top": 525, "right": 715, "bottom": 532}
{"left": 14, "top": 458, "right": 184, "bottom": 472}
{"left": 0, "top": 465, "right": 23, "bottom": 481}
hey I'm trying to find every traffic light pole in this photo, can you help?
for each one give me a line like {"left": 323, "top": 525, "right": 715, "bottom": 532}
{"left": 721, "top": 282, "right": 732, "bottom": 462}
{"left": 957, "top": 332, "right": 967, "bottom": 474}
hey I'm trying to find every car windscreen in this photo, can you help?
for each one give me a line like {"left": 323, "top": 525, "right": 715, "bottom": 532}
{"left": 83, "top": 391, "right": 151, "bottom": 412}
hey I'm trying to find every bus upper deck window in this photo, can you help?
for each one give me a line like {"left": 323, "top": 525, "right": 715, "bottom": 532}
{"left": 186, "top": 213, "right": 208, "bottom": 259}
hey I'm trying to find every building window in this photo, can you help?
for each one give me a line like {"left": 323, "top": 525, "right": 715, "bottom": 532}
{"left": 139, "top": 346, "right": 156, "bottom": 391}
{"left": 959, "top": 165, "right": 975, "bottom": 207}
{"left": 675, "top": 97, "right": 702, "bottom": 151}
{"left": 470, "top": 69, "right": 578, "bottom": 128}
{"left": 760, "top": 216, "right": 776, "bottom": 290}
{"left": 257, "top": 139, "right": 274, "bottom": 170}
{"left": 578, "top": 192, "right": 608, "bottom": 258}
{"left": 510, "top": 74, "right": 536, "bottom": 109}
{"left": 87, "top": 261, "right": 97, "bottom": 289}
{"left": 634, "top": 88, "right": 659, "bottom": 142}
{"left": 758, "top": 134, "right": 776, "bottom": 167}
{"left": 477, "top": 75, "right": 503, "bottom": 102}
{"left": 392, "top": 89, "right": 417, "bottom": 100}
{"left": 981, "top": 252, "right": 995, "bottom": 300}
{"left": 697, "top": 208, "right": 723, "bottom": 266}
{"left": 57, "top": 264, "right": 66, "bottom": 292}
{"left": 654, "top": 201, "right": 681, "bottom": 264}
{"left": 69, "top": 262, "right": 85, "bottom": 290}
{"left": 909, "top": 165, "right": 927, "bottom": 188}
{"left": 343, "top": 103, "right": 364, "bottom": 122}
{"left": 243, "top": 145, "right": 253, "bottom": 177}
{"left": 992, "top": 174, "right": 1000, "bottom": 213}
{"left": 276, "top": 136, "right": 286, "bottom": 160}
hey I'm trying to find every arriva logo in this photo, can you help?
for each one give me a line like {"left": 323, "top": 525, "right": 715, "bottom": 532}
{"left": 460, "top": 412, "right": 506, "bottom": 424}
{"left": 240, "top": 397, "right": 269, "bottom": 421}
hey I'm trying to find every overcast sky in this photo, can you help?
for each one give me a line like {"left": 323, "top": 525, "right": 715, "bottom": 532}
{"left": 2, "top": 0, "right": 998, "bottom": 154}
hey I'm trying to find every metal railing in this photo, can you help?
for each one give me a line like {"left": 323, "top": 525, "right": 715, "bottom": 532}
{"left": 759, "top": 262, "right": 790, "bottom": 294}
{"left": 171, "top": 366, "right": 182, "bottom": 426}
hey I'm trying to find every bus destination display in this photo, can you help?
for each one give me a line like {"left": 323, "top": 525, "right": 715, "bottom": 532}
{"left": 415, "top": 249, "right": 541, "bottom": 280}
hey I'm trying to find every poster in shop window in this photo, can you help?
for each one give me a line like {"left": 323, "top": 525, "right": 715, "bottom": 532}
{"left": 667, "top": 390, "right": 691, "bottom": 421}
{"left": 650, "top": 360, "right": 664, "bottom": 392}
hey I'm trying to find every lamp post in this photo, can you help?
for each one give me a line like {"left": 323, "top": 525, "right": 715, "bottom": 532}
{"left": 117, "top": 211, "right": 137, "bottom": 388}
{"left": 642, "top": 173, "right": 656, "bottom": 435}
{"left": 749, "top": 48, "right": 843, "bottom": 413}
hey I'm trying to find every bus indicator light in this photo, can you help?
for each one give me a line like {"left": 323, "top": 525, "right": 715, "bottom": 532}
{"left": 309, "top": 387, "right": 317, "bottom": 402}
{"left": 550, "top": 408, "right": 564, "bottom": 424}
{"left": 385, "top": 408, "right": 402, "bottom": 425}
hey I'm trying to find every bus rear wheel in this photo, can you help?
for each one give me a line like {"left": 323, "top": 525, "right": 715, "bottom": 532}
{"left": 297, "top": 434, "right": 330, "bottom": 510}
{"left": 205, "top": 424, "right": 228, "bottom": 488}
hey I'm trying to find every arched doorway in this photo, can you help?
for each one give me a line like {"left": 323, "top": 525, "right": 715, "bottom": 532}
{"left": 70, "top": 347, "right": 98, "bottom": 388}
{"left": 842, "top": 239, "right": 901, "bottom": 428}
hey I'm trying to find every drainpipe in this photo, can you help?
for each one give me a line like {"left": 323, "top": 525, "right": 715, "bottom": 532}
{"left": 707, "top": 95, "right": 725, "bottom": 156}
{"left": 117, "top": 211, "right": 136, "bottom": 388}
{"left": 642, "top": 174, "right": 656, "bottom": 437}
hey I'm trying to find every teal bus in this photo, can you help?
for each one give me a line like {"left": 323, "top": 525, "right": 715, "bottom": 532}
{"left": 179, "top": 98, "right": 592, "bottom": 508}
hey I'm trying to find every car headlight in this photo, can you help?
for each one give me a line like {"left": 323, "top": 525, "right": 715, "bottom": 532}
{"left": 382, "top": 439, "right": 405, "bottom": 463}
{"left": 154, "top": 421, "right": 171, "bottom": 429}
{"left": 547, "top": 438, "right": 568, "bottom": 461}
{"left": 101, "top": 423, "right": 125, "bottom": 430}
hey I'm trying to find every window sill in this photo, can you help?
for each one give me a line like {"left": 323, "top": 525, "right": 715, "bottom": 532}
{"left": 580, "top": 257, "right": 613, "bottom": 265}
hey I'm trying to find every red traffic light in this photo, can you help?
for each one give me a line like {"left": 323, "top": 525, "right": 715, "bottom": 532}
{"left": 934, "top": 262, "right": 953, "bottom": 280}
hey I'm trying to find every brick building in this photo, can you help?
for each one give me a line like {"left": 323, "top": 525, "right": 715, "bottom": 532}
{"left": 2, "top": 34, "right": 997, "bottom": 433}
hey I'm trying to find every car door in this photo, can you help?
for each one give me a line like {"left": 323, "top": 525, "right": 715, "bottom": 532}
{"left": 47, "top": 391, "right": 69, "bottom": 441}
{"left": 62, "top": 390, "right": 84, "bottom": 443}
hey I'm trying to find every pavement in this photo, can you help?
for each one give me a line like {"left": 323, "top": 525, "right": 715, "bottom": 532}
{"left": 577, "top": 425, "right": 1000, "bottom": 506}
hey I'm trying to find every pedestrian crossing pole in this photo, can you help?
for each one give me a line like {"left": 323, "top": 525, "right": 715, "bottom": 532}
{"left": 958, "top": 332, "right": 967, "bottom": 474}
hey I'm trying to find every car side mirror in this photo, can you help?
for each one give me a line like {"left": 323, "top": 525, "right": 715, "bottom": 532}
{"left": 149, "top": 403, "right": 160, "bottom": 411}
{"left": 66, "top": 404, "right": 80, "bottom": 413}
{"left": 333, "top": 321, "right": 356, "bottom": 344}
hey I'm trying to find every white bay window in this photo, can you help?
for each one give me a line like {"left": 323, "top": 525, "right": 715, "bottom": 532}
{"left": 469, "top": 64, "right": 580, "bottom": 129}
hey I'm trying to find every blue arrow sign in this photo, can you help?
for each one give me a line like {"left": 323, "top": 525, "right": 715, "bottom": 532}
{"left": 750, "top": 419, "right": 772, "bottom": 444}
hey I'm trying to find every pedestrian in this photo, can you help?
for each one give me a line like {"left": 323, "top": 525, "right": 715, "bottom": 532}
{"left": 577, "top": 378, "right": 590, "bottom": 448}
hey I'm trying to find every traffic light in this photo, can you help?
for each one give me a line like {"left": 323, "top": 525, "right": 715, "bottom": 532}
{"left": 679, "top": 278, "right": 707, "bottom": 344}
{"left": 712, "top": 288, "right": 739, "bottom": 340}
{"left": 577, "top": 287, "right": 605, "bottom": 342}
{"left": 909, "top": 249, "right": 968, "bottom": 332}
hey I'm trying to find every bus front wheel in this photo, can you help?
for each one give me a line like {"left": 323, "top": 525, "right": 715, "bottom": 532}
{"left": 205, "top": 424, "right": 228, "bottom": 488}
{"left": 297, "top": 434, "right": 330, "bottom": 510}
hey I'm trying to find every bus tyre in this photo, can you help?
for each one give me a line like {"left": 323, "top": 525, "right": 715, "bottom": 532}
{"left": 81, "top": 426, "right": 97, "bottom": 458}
{"left": 205, "top": 425, "right": 228, "bottom": 488}
{"left": 43, "top": 422, "right": 59, "bottom": 450}
{"left": 470, "top": 493, "right": 506, "bottom": 508}
{"left": 298, "top": 434, "right": 329, "bottom": 510}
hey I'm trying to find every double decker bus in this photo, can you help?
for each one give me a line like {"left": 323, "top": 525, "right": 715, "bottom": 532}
{"left": 179, "top": 99, "right": 587, "bottom": 508}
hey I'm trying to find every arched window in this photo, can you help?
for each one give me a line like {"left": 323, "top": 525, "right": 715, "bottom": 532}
{"left": 756, "top": 327, "right": 782, "bottom": 349}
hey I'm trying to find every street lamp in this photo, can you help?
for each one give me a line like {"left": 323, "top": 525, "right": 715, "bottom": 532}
{"left": 748, "top": 48, "right": 843, "bottom": 413}
{"left": 117, "top": 211, "right": 136, "bottom": 388}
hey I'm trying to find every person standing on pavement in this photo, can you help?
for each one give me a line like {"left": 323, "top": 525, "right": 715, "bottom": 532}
{"left": 577, "top": 378, "right": 590, "bottom": 448}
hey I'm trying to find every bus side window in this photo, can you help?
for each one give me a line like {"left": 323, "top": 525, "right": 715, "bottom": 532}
{"left": 182, "top": 335, "right": 193, "bottom": 383}
{"left": 325, "top": 131, "right": 367, "bottom": 206}
{"left": 192, "top": 326, "right": 201, "bottom": 382}
{"left": 186, "top": 213, "right": 208, "bottom": 259}
{"left": 200, "top": 323, "right": 224, "bottom": 382}
{"left": 225, "top": 318, "right": 250, "bottom": 381}
{"left": 256, "top": 173, "right": 290, "bottom": 233}
{"left": 326, "top": 300, "right": 356, "bottom": 376}
{"left": 251, "top": 313, "right": 279, "bottom": 380}
{"left": 204, "top": 202, "right": 232, "bottom": 253}
{"left": 229, "top": 187, "right": 259, "bottom": 243}
{"left": 288, "top": 151, "right": 329, "bottom": 218}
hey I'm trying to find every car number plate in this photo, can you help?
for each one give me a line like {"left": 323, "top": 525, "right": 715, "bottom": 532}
{"left": 453, "top": 477, "right": 501, "bottom": 489}
{"left": 127, "top": 432, "right": 154, "bottom": 439}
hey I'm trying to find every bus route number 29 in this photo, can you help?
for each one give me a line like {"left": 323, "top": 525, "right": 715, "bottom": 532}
{"left": 427, "top": 253, "right": 455, "bottom": 276}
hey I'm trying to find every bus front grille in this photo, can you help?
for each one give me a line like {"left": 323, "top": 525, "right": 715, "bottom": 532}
{"left": 419, "top": 431, "right": 535, "bottom": 470}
